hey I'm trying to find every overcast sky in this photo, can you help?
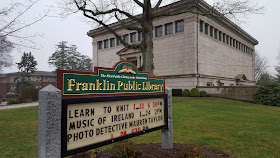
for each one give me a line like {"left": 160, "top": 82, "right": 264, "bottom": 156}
{"left": 2, "top": 0, "right": 279, "bottom": 75}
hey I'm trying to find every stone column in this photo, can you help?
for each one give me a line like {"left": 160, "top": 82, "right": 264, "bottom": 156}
{"left": 161, "top": 87, "right": 173, "bottom": 149}
{"left": 38, "top": 85, "right": 61, "bottom": 158}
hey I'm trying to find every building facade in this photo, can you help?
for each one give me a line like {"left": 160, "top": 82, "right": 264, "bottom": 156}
{"left": 0, "top": 71, "right": 56, "bottom": 98}
{"left": 87, "top": 0, "right": 258, "bottom": 90}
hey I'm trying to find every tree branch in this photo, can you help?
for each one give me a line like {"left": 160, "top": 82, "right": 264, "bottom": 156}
{"left": 153, "top": 0, "right": 163, "bottom": 11}
{"left": 75, "top": 3, "right": 141, "bottom": 49}
{"left": 0, "top": 10, "right": 49, "bottom": 38}
{"left": 74, "top": 0, "right": 142, "bottom": 23}
{"left": 0, "top": 3, "right": 18, "bottom": 16}
{"left": 0, "top": 0, "right": 38, "bottom": 33}
{"left": 114, "top": 13, "right": 142, "bottom": 32}
{"left": 133, "top": 0, "right": 144, "bottom": 8}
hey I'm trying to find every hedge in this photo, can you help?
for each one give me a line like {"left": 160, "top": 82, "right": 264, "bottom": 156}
{"left": 190, "top": 88, "right": 200, "bottom": 97}
{"left": 172, "top": 89, "right": 182, "bottom": 96}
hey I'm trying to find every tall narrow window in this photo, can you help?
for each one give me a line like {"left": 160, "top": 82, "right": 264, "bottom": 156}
{"left": 104, "top": 39, "right": 109, "bottom": 48}
{"left": 165, "top": 23, "right": 173, "bottom": 35}
{"left": 226, "top": 35, "right": 229, "bottom": 45}
{"left": 130, "top": 32, "right": 136, "bottom": 43}
{"left": 138, "top": 32, "right": 142, "bottom": 41}
{"left": 117, "top": 38, "right": 121, "bottom": 46}
{"left": 233, "top": 39, "right": 235, "bottom": 47}
{"left": 223, "top": 33, "right": 226, "bottom": 43}
{"left": 123, "top": 34, "right": 129, "bottom": 43}
{"left": 214, "top": 29, "right": 218, "bottom": 39}
{"left": 236, "top": 41, "right": 238, "bottom": 49}
{"left": 230, "top": 37, "right": 232, "bottom": 46}
{"left": 175, "top": 20, "right": 184, "bottom": 32}
{"left": 219, "top": 31, "right": 222, "bottom": 41}
{"left": 98, "top": 41, "right": 103, "bottom": 50}
{"left": 110, "top": 38, "right": 115, "bottom": 47}
{"left": 155, "top": 25, "right": 163, "bottom": 37}
{"left": 210, "top": 26, "right": 213, "bottom": 37}
{"left": 205, "top": 23, "right": 209, "bottom": 35}
{"left": 200, "top": 20, "right": 204, "bottom": 33}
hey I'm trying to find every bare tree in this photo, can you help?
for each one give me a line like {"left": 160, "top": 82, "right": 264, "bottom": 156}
{"left": 0, "top": 35, "right": 13, "bottom": 71}
{"left": 254, "top": 51, "right": 269, "bottom": 83}
{"left": 0, "top": 0, "right": 49, "bottom": 72}
{"left": 275, "top": 50, "right": 280, "bottom": 82}
{"left": 67, "top": 0, "right": 263, "bottom": 75}
{"left": 212, "top": 0, "right": 264, "bottom": 24}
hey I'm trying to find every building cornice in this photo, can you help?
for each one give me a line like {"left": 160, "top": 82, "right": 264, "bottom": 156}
{"left": 87, "top": 0, "right": 258, "bottom": 45}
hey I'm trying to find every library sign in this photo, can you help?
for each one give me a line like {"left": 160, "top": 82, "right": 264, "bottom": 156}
{"left": 57, "top": 61, "right": 167, "bottom": 157}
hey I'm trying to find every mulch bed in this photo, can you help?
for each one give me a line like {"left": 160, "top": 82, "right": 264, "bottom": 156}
{"left": 95, "top": 143, "right": 230, "bottom": 158}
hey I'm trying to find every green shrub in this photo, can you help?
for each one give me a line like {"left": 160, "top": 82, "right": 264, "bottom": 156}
{"left": 182, "top": 144, "right": 206, "bottom": 158}
{"left": 0, "top": 98, "right": 15, "bottom": 102}
{"left": 172, "top": 89, "right": 182, "bottom": 96}
{"left": 70, "top": 151, "right": 96, "bottom": 158}
{"left": 112, "top": 140, "right": 137, "bottom": 158}
{"left": 20, "top": 86, "right": 39, "bottom": 102}
{"left": 190, "top": 88, "right": 200, "bottom": 97}
{"left": 200, "top": 91, "right": 207, "bottom": 97}
{"left": 182, "top": 89, "right": 190, "bottom": 97}
{"left": 7, "top": 99, "right": 17, "bottom": 105}
{"left": 255, "top": 82, "right": 280, "bottom": 106}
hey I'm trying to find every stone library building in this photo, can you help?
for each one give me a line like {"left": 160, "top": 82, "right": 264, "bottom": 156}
{"left": 87, "top": 0, "right": 258, "bottom": 90}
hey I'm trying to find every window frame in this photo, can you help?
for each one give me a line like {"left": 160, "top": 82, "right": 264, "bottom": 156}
{"left": 130, "top": 32, "right": 137, "bottom": 43}
{"left": 210, "top": 26, "right": 213, "bottom": 37}
{"left": 123, "top": 34, "right": 129, "bottom": 44}
{"left": 155, "top": 25, "right": 163, "bottom": 37}
{"left": 214, "top": 29, "right": 218, "bottom": 39}
{"left": 204, "top": 23, "right": 209, "bottom": 35}
{"left": 98, "top": 41, "right": 103, "bottom": 50}
{"left": 200, "top": 20, "right": 204, "bottom": 33}
{"left": 165, "top": 22, "right": 173, "bottom": 35}
{"left": 175, "top": 20, "right": 184, "bottom": 33}
{"left": 110, "top": 38, "right": 115, "bottom": 47}
{"left": 138, "top": 32, "right": 142, "bottom": 41}
{"left": 104, "top": 39, "right": 109, "bottom": 49}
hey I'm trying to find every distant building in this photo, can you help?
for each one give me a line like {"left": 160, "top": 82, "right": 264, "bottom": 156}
{"left": 0, "top": 71, "right": 56, "bottom": 98}
{"left": 87, "top": 0, "right": 258, "bottom": 89}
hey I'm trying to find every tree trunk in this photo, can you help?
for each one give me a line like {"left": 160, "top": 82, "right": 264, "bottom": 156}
{"left": 142, "top": 0, "right": 154, "bottom": 76}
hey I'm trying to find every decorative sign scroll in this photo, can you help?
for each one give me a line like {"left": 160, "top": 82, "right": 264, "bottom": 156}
{"left": 57, "top": 61, "right": 165, "bottom": 98}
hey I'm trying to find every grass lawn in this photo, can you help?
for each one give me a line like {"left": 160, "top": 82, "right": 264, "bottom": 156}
{"left": 0, "top": 97, "right": 280, "bottom": 158}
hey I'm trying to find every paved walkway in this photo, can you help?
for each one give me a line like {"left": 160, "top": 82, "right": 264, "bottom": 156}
{"left": 0, "top": 102, "right": 38, "bottom": 110}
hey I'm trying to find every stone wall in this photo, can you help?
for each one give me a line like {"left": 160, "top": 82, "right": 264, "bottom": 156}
{"left": 197, "top": 86, "right": 258, "bottom": 102}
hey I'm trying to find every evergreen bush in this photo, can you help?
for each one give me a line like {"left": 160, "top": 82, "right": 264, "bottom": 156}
{"left": 182, "top": 89, "right": 190, "bottom": 97}
{"left": 200, "top": 91, "right": 207, "bottom": 97}
{"left": 255, "top": 82, "right": 280, "bottom": 106}
{"left": 190, "top": 88, "right": 200, "bottom": 97}
{"left": 7, "top": 99, "right": 17, "bottom": 105}
{"left": 20, "top": 86, "right": 39, "bottom": 102}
